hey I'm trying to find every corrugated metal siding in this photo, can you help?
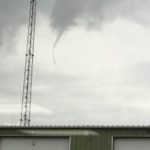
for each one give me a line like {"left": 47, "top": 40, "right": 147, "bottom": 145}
{"left": 71, "top": 136, "right": 94, "bottom": 150}
{"left": 0, "top": 127, "right": 149, "bottom": 150}
{"left": 70, "top": 128, "right": 149, "bottom": 150}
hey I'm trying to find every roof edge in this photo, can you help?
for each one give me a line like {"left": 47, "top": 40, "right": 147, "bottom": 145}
{"left": 0, "top": 125, "right": 150, "bottom": 129}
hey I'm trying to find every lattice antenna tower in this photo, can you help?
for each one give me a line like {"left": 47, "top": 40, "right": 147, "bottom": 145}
{"left": 20, "top": 0, "right": 36, "bottom": 126}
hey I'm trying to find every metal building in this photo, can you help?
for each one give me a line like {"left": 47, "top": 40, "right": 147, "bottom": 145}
{"left": 0, "top": 126, "right": 150, "bottom": 150}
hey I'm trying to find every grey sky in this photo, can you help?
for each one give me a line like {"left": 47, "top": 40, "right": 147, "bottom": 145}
{"left": 0, "top": 0, "right": 150, "bottom": 125}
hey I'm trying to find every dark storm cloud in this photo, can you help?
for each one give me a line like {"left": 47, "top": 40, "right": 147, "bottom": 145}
{"left": 1, "top": 0, "right": 150, "bottom": 49}
{"left": 0, "top": 0, "right": 52, "bottom": 52}
{"left": 0, "top": 0, "right": 28, "bottom": 49}
{"left": 50, "top": 0, "right": 150, "bottom": 37}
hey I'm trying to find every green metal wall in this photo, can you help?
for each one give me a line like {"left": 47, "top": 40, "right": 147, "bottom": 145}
{"left": 71, "top": 128, "right": 148, "bottom": 150}
{"left": 0, "top": 127, "right": 149, "bottom": 150}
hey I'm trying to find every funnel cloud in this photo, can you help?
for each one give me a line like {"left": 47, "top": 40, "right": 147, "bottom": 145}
{"left": 49, "top": 0, "right": 150, "bottom": 66}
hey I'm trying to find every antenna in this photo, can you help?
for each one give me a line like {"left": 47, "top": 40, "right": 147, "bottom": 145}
{"left": 20, "top": 0, "right": 36, "bottom": 126}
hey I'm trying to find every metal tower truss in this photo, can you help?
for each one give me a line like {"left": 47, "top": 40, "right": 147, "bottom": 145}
{"left": 20, "top": 0, "right": 36, "bottom": 126}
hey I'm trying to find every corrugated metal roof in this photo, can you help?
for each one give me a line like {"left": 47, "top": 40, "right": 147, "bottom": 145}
{"left": 0, "top": 125, "right": 150, "bottom": 129}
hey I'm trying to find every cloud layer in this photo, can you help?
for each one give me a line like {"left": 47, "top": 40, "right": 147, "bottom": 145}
{"left": 0, "top": 0, "right": 150, "bottom": 126}
{"left": 1, "top": 0, "right": 150, "bottom": 48}
{"left": 50, "top": 0, "right": 150, "bottom": 34}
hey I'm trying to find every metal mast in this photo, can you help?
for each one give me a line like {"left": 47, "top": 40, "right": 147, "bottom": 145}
{"left": 20, "top": 0, "right": 36, "bottom": 126}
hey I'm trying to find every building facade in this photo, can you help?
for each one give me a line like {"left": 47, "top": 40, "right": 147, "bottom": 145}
{"left": 0, "top": 126, "right": 150, "bottom": 150}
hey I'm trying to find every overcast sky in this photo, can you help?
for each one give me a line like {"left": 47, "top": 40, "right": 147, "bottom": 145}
{"left": 1, "top": 0, "right": 150, "bottom": 126}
